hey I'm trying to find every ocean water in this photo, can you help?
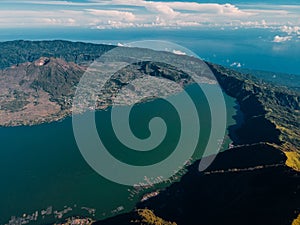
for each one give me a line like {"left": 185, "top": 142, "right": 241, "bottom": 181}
{"left": 0, "top": 28, "right": 299, "bottom": 75}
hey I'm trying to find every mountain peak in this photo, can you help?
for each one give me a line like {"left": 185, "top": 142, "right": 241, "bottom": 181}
{"left": 34, "top": 57, "right": 50, "bottom": 66}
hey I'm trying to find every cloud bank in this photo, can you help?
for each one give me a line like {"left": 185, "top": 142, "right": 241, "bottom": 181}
{"left": 273, "top": 35, "right": 293, "bottom": 43}
{"left": 0, "top": 0, "right": 299, "bottom": 32}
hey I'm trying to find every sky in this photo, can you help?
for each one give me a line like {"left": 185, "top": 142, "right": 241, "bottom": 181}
{"left": 0, "top": 0, "right": 299, "bottom": 43}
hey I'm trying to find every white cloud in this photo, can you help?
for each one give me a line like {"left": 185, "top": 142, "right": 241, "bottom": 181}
{"left": 0, "top": 0, "right": 299, "bottom": 31}
{"left": 86, "top": 9, "right": 136, "bottom": 21}
{"left": 117, "top": 42, "right": 126, "bottom": 47}
{"left": 281, "top": 25, "right": 300, "bottom": 35}
{"left": 145, "top": 3, "right": 179, "bottom": 18}
{"left": 172, "top": 49, "right": 186, "bottom": 55}
{"left": 273, "top": 35, "right": 292, "bottom": 43}
{"left": 230, "top": 62, "right": 242, "bottom": 68}
{"left": 165, "top": 2, "right": 251, "bottom": 17}
{"left": 7, "top": 0, "right": 107, "bottom": 6}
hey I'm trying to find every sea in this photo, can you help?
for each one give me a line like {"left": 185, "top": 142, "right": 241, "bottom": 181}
{"left": 0, "top": 27, "right": 299, "bottom": 75}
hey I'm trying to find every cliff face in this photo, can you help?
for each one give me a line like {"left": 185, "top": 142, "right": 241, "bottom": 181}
{"left": 208, "top": 63, "right": 300, "bottom": 151}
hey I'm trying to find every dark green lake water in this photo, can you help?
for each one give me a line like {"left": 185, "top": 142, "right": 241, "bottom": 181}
{"left": 0, "top": 84, "right": 237, "bottom": 224}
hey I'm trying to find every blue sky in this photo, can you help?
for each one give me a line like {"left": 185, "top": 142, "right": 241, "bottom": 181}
{"left": 0, "top": 0, "right": 300, "bottom": 43}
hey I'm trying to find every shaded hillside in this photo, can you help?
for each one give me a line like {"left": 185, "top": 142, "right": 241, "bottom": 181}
{"left": 95, "top": 144, "right": 299, "bottom": 225}
{"left": 139, "top": 144, "right": 298, "bottom": 225}
{"left": 208, "top": 63, "right": 300, "bottom": 152}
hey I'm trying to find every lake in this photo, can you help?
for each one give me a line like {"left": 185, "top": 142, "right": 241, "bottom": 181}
{"left": 0, "top": 84, "right": 238, "bottom": 224}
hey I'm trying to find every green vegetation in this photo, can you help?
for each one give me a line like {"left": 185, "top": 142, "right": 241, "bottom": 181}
{"left": 292, "top": 214, "right": 300, "bottom": 225}
{"left": 132, "top": 209, "right": 177, "bottom": 225}
{"left": 0, "top": 40, "right": 114, "bottom": 69}
{"left": 284, "top": 151, "right": 300, "bottom": 172}
{"left": 208, "top": 62, "right": 300, "bottom": 169}
{"left": 236, "top": 68, "right": 300, "bottom": 91}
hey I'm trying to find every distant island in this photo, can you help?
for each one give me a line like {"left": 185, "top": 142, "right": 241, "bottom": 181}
{"left": 0, "top": 40, "right": 299, "bottom": 225}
